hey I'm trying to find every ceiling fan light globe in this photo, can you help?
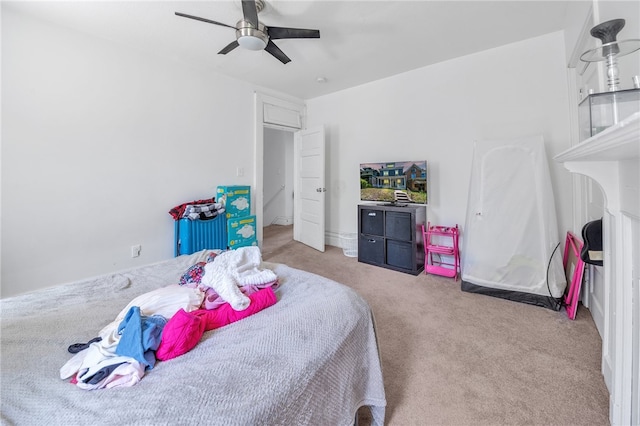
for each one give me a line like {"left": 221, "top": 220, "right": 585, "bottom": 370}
{"left": 238, "top": 35, "right": 267, "bottom": 51}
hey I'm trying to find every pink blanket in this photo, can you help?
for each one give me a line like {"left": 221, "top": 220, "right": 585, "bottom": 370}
{"left": 156, "top": 287, "right": 277, "bottom": 361}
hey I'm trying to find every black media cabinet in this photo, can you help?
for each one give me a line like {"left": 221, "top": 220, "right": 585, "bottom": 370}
{"left": 357, "top": 204, "right": 426, "bottom": 275}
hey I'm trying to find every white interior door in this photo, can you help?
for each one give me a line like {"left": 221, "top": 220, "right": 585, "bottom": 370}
{"left": 293, "top": 126, "right": 325, "bottom": 252}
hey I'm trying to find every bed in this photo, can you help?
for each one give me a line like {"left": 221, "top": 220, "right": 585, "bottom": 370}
{"left": 0, "top": 250, "right": 386, "bottom": 425}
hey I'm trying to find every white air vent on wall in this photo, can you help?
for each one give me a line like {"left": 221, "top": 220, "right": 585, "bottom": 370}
{"left": 263, "top": 103, "right": 301, "bottom": 129}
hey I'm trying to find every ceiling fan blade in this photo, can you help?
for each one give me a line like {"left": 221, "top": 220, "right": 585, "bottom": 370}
{"left": 218, "top": 40, "right": 240, "bottom": 55}
{"left": 267, "top": 27, "right": 320, "bottom": 40}
{"left": 241, "top": 0, "right": 259, "bottom": 28}
{"left": 264, "top": 40, "right": 291, "bottom": 64}
{"left": 175, "top": 12, "right": 236, "bottom": 30}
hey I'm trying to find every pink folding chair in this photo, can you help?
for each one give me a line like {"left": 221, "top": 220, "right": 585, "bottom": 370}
{"left": 422, "top": 222, "right": 460, "bottom": 280}
{"left": 563, "top": 232, "right": 586, "bottom": 320}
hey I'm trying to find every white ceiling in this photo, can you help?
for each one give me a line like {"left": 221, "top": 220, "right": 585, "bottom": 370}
{"left": 4, "top": 0, "right": 574, "bottom": 99}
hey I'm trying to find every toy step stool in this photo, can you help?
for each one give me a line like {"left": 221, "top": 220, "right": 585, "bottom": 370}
{"left": 422, "top": 222, "right": 460, "bottom": 280}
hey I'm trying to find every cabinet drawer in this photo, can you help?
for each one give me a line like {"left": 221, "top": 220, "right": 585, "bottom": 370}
{"left": 360, "top": 208, "right": 384, "bottom": 236}
{"left": 359, "top": 235, "right": 384, "bottom": 264}
{"left": 386, "top": 239, "right": 413, "bottom": 269}
{"left": 385, "top": 211, "right": 412, "bottom": 241}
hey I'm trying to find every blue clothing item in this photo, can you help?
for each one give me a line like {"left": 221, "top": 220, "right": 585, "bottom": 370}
{"left": 115, "top": 306, "right": 167, "bottom": 369}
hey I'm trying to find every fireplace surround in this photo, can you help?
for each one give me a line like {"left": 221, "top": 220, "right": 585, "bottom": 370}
{"left": 555, "top": 111, "right": 639, "bottom": 425}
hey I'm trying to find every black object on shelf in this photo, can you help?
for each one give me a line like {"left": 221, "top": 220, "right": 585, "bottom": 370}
{"left": 580, "top": 218, "right": 603, "bottom": 266}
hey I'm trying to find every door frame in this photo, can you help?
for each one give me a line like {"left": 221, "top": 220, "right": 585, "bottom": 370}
{"left": 253, "top": 92, "right": 305, "bottom": 247}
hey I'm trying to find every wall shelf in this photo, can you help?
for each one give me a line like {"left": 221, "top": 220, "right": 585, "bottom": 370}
{"left": 556, "top": 111, "right": 639, "bottom": 162}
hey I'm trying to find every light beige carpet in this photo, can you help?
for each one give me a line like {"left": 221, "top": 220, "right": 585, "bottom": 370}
{"left": 262, "top": 225, "right": 610, "bottom": 426}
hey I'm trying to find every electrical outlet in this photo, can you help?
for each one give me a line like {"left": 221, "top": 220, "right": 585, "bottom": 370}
{"left": 236, "top": 167, "right": 244, "bottom": 177}
{"left": 131, "top": 244, "right": 141, "bottom": 258}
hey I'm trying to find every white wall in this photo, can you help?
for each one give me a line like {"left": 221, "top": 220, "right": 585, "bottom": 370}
{"left": 306, "top": 31, "right": 574, "bottom": 250}
{"left": 1, "top": 8, "right": 259, "bottom": 297}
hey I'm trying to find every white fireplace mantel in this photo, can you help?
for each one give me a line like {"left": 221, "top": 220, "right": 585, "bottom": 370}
{"left": 555, "top": 111, "right": 640, "bottom": 214}
{"left": 555, "top": 111, "right": 639, "bottom": 426}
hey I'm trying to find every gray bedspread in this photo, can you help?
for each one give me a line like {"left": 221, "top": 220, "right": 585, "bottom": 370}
{"left": 0, "top": 251, "right": 386, "bottom": 425}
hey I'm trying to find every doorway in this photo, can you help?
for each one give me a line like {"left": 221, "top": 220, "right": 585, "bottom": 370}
{"left": 262, "top": 127, "right": 295, "bottom": 254}
{"left": 252, "top": 92, "right": 304, "bottom": 248}
{"left": 253, "top": 92, "right": 325, "bottom": 253}
{"left": 263, "top": 128, "right": 294, "bottom": 227}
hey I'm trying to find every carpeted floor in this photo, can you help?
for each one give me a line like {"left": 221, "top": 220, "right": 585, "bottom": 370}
{"left": 262, "top": 224, "right": 610, "bottom": 426}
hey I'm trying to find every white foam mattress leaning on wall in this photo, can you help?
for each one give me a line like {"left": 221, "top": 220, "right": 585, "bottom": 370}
{"left": 461, "top": 134, "right": 566, "bottom": 310}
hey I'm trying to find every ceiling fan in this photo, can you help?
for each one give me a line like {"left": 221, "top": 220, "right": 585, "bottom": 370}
{"left": 175, "top": 0, "right": 320, "bottom": 64}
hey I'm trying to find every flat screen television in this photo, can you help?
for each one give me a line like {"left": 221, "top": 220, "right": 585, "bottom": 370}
{"left": 360, "top": 160, "right": 428, "bottom": 205}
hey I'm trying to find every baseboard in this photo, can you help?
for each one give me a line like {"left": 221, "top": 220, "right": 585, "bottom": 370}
{"left": 326, "top": 231, "right": 342, "bottom": 248}
{"left": 327, "top": 230, "right": 359, "bottom": 250}
{"left": 264, "top": 226, "right": 350, "bottom": 249}
{"left": 271, "top": 216, "right": 293, "bottom": 226}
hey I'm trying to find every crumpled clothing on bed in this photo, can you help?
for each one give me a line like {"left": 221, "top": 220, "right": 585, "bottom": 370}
{"left": 115, "top": 306, "right": 167, "bottom": 369}
{"left": 60, "top": 284, "right": 204, "bottom": 388}
{"left": 200, "top": 247, "right": 278, "bottom": 311}
{"left": 156, "top": 287, "right": 277, "bottom": 361}
{"left": 179, "top": 248, "right": 279, "bottom": 311}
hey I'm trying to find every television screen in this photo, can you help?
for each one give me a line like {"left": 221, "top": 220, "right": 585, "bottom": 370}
{"left": 360, "top": 160, "right": 428, "bottom": 205}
